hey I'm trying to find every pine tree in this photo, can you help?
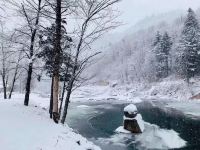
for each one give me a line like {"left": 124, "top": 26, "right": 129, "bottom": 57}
{"left": 153, "top": 32, "right": 164, "bottom": 79}
{"left": 38, "top": 24, "right": 73, "bottom": 119}
{"left": 180, "top": 8, "right": 200, "bottom": 82}
{"left": 38, "top": 24, "right": 73, "bottom": 77}
{"left": 153, "top": 31, "right": 172, "bottom": 79}
{"left": 161, "top": 32, "right": 172, "bottom": 77}
{"left": 153, "top": 31, "right": 162, "bottom": 47}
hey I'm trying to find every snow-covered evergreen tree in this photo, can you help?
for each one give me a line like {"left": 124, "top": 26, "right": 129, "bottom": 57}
{"left": 161, "top": 32, "right": 172, "bottom": 77}
{"left": 179, "top": 8, "right": 200, "bottom": 82}
{"left": 153, "top": 31, "right": 162, "bottom": 47}
{"left": 38, "top": 23, "right": 73, "bottom": 120}
{"left": 153, "top": 31, "right": 162, "bottom": 79}
{"left": 153, "top": 31, "right": 172, "bottom": 79}
{"left": 38, "top": 24, "right": 73, "bottom": 80}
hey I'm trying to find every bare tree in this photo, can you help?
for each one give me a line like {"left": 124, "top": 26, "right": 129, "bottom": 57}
{"left": 7, "top": 0, "right": 47, "bottom": 105}
{"left": 0, "top": 22, "right": 14, "bottom": 99}
{"left": 61, "top": 0, "right": 121, "bottom": 124}
{"left": 22, "top": 0, "right": 44, "bottom": 106}
{"left": 8, "top": 50, "right": 23, "bottom": 99}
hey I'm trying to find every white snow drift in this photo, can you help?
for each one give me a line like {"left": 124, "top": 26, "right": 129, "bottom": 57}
{"left": 0, "top": 94, "right": 101, "bottom": 150}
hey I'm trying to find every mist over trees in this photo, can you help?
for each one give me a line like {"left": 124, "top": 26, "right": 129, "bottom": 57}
{"left": 92, "top": 8, "right": 200, "bottom": 85}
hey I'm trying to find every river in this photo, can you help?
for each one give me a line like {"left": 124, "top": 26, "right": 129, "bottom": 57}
{"left": 66, "top": 101, "right": 200, "bottom": 150}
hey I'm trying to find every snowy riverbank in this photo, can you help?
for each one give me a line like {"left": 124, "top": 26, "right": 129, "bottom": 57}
{"left": 71, "top": 77, "right": 200, "bottom": 118}
{"left": 71, "top": 79, "right": 193, "bottom": 103}
{"left": 0, "top": 94, "right": 101, "bottom": 150}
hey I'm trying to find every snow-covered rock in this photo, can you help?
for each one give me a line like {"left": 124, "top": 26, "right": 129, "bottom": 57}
{"left": 135, "top": 114, "right": 144, "bottom": 132}
{"left": 123, "top": 114, "right": 145, "bottom": 133}
{"left": 124, "top": 104, "right": 137, "bottom": 114}
{"left": 123, "top": 104, "right": 144, "bottom": 133}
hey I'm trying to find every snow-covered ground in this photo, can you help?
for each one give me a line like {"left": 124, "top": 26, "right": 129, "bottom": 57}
{"left": 0, "top": 93, "right": 101, "bottom": 150}
{"left": 71, "top": 84, "right": 143, "bottom": 103}
{"left": 72, "top": 77, "right": 200, "bottom": 102}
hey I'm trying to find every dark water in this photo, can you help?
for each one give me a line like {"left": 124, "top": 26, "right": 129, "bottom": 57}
{"left": 66, "top": 101, "right": 200, "bottom": 150}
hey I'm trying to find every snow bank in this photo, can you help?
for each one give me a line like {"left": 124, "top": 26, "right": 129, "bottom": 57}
{"left": 70, "top": 77, "right": 196, "bottom": 103}
{"left": 0, "top": 94, "right": 101, "bottom": 150}
{"left": 166, "top": 101, "right": 200, "bottom": 117}
{"left": 71, "top": 76, "right": 200, "bottom": 103}
{"left": 145, "top": 78, "right": 191, "bottom": 100}
{"left": 71, "top": 85, "right": 143, "bottom": 103}
{"left": 142, "top": 77, "right": 200, "bottom": 101}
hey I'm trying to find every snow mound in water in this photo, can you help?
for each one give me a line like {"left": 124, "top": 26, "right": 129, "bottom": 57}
{"left": 100, "top": 122, "right": 186, "bottom": 150}
{"left": 136, "top": 122, "right": 186, "bottom": 149}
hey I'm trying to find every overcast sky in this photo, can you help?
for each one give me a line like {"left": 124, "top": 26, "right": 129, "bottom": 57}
{"left": 116, "top": 0, "right": 200, "bottom": 32}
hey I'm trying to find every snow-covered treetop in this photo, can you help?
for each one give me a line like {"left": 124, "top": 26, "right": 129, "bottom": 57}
{"left": 182, "top": 8, "right": 200, "bottom": 39}
{"left": 124, "top": 104, "right": 138, "bottom": 113}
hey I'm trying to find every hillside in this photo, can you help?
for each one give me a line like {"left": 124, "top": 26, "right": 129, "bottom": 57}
{"left": 89, "top": 9, "right": 200, "bottom": 84}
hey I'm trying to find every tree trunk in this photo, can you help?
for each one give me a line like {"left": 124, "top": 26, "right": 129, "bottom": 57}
{"left": 49, "top": 77, "right": 54, "bottom": 118}
{"left": 52, "top": 0, "right": 62, "bottom": 123}
{"left": 24, "top": 63, "right": 33, "bottom": 106}
{"left": 23, "top": 0, "right": 42, "bottom": 106}
{"left": 52, "top": 75, "right": 59, "bottom": 123}
{"left": 59, "top": 81, "right": 66, "bottom": 118}
{"left": 59, "top": 63, "right": 70, "bottom": 117}
{"left": 2, "top": 74, "right": 7, "bottom": 99}
{"left": 61, "top": 81, "right": 72, "bottom": 124}
{"left": 1, "top": 51, "right": 7, "bottom": 99}
{"left": 9, "top": 66, "right": 18, "bottom": 99}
